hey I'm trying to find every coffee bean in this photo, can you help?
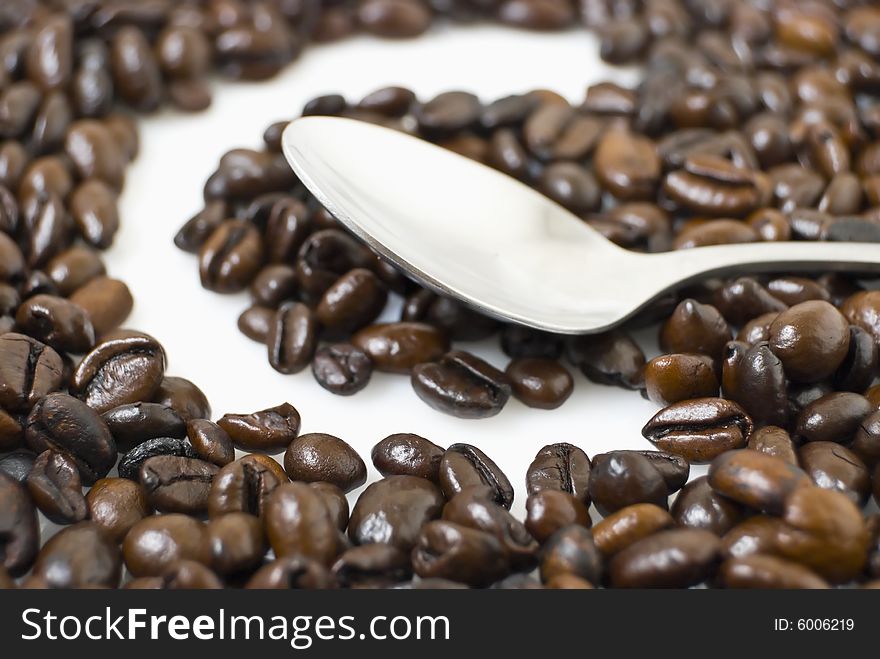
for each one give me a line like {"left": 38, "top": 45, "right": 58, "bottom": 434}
{"left": 208, "top": 456, "right": 282, "bottom": 519}
{"left": 316, "top": 268, "right": 387, "bottom": 335}
{"left": 841, "top": 291, "right": 880, "bottom": 345}
{"left": 265, "top": 482, "right": 340, "bottom": 565}
{"left": 588, "top": 451, "right": 667, "bottom": 516}
{"left": 609, "top": 528, "right": 721, "bottom": 588}
{"left": 26, "top": 449, "right": 86, "bottom": 524}
{"left": 524, "top": 103, "right": 601, "bottom": 161}
{"left": 0, "top": 450, "right": 36, "bottom": 483}
{"left": 525, "top": 490, "right": 590, "bottom": 543}
{"left": 505, "top": 357, "right": 573, "bottom": 409}
{"left": 539, "top": 525, "right": 602, "bottom": 585}
{"left": 140, "top": 455, "right": 218, "bottom": 514}
{"left": 70, "top": 330, "right": 166, "bottom": 414}
{"left": 123, "top": 514, "right": 211, "bottom": 578}
{"left": 794, "top": 392, "right": 873, "bottom": 444}
{"left": 206, "top": 512, "right": 265, "bottom": 576}
{"left": 644, "top": 353, "right": 718, "bottom": 406}
{"left": 44, "top": 245, "right": 105, "bottom": 297}
{"left": 566, "top": 331, "right": 645, "bottom": 389}
{"left": 591, "top": 503, "right": 674, "bottom": 557}
{"left": 268, "top": 302, "right": 320, "bottom": 374}
{"left": 721, "top": 341, "right": 788, "bottom": 428}
{"left": 833, "top": 326, "right": 878, "bottom": 393}
{"left": 218, "top": 402, "right": 300, "bottom": 453}
{"left": 117, "top": 437, "right": 196, "bottom": 481}
{"left": 0, "top": 472, "right": 39, "bottom": 575}
{"left": 349, "top": 475, "right": 444, "bottom": 551}
{"left": 718, "top": 554, "right": 829, "bottom": 589}
{"left": 747, "top": 425, "right": 797, "bottom": 464}
{"left": 0, "top": 333, "right": 63, "bottom": 413}
{"left": 245, "top": 555, "right": 337, "bottom": 589}
{"left": 357, "top": 0, "right": 432, "bottom": 39}
{"left": 332, "top": 543, "right": 412, "bottom": 588}
{"left": 238, "top": 305, "right": 274, "bottom": 343}
{"left": 102, "top": 402, "right": 185, "bottom": 450}
{"left": 311, "top": 343, "right": 373, "bottom": 395}
{"left": 69, "top": 276, "right": 132, "bottom": 336}
{"left": 15, "top": 294, "right": 95, "bottom": 354}
{"left": 798, "top": 441, "right": 871, "bottom": 506}
{"left": 284, "top": 432, "right": 366, "bottom": 493}
{"left": 186, "top": 419, "right": 234, "bottom": 467}
{"left": 352, "top": 322, "right": 449, "bottom": 374}
{"left": 594, "top": 125, "right": 660, "bottom": 199}
{"left": 198, "top": 218, "right": 263, "bottom": 293}
{"left": 642, "top": 398, "right": 753, "bottom": 463}
{"left": 769, "top": 301, "right": 851, "bottom": 382}
{"left": 86, "top": 477, "right": 149, "bottom": 542}
{"left": 622, "top": 450, "right": 690, "bottom": 493}
{"left": 438, "top": 443, "right": 513, "bottom": 509}
{"left": 708, "top": 449, "right": 810, "bottom": 515}
{"left": 660, "top": 299, "right": 731, "bottom": 359}
{"left": 525, "top": 443, "right": 591, "bottom": 503}
{"left": 32, "top": 521, "right": 121, "bottom": 589}
{"left": 69, "top": 179, "right": 120, "bottom": 249}
{"left": 25, "top": 392, "right": 116, "bottom": 483}
{"left": 671, "top": 476, "right": 742, "bottom": 536}
{"left": 153, "top": 376, "right": 211, "bottom": 423}
{"left": 371, "top": 433, "right": 444, "bottom": 482}
{"left": 412, "top": 520, "right": 509, "bottom": 587}
{"left": 412, "top": 351, "right": 511, "bottom": 418}
{"left": 401, "top": 290, "right": 498, "bottom": 342}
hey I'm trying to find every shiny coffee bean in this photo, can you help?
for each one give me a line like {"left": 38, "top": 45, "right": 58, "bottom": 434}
{"left": 566, "top": 331, "right": 645, "bottom": 389}
{"left": 500, "top": 325, "right": 563, "bottom": 359}
{"left": 311, "top": 343, "right": 373, "bottom": 395}
{"left": 123, "top": 514, "right": 211, "bottom": 578}
{"left": 310, "top": 482, "right": 350, "bottom": 532}
{"left": 154, "top": 376, "right": 211, "bottom": 423}
{"left": 283, "top": 433, "right": 366, "bottom": 493}
{"left": 525, "top": 490, "right": 590, "bottom": 543}
{"left": 841, "top": 291, "right": 880, "bottom": 346}
{"left": 833, "top": 326, "right": 878, "bottom": 393}
{"left": 713, "top": 278, "right": 786, "bottom": 327}
{"left": 0, "top": 450, "right": 36, "bottom": 483}
{"left": 238, "top": 305, "right": 274, "bottom": 343}
{"left": 349, "top": 475, "right": 444, "bottom": 551}
{"left": 794, "top": 392, "right": 873, "bottom": 444}
{"left": 539, "top": 525, "right": 602, "bottom": 585}
{"left": 371, "top": 433, "right": 444, "bottom": 482}
{"left": 798, "top": 441, "right": 871, "bottom": 506}
{"left": 208, "top": 456, "right": 282, "bottom": 519}
{"left": 316, "top": 268, "right": 387, "bottom": 335}
{"left": 0, "top": 333, "right": 63, "bottom": 413}
{"left": 671, "top": 476, "right": 742, "bottom": 536}
{"left": 412, "top": 351, "right": 511, "bottom": 419}
{"left": 525, "top": 443, "right": 591, "bottom": 504}
{"left": 15, "top": 294, "right": 95, "bottom": 354}
{"left": 245, "top": 555, "right": 337, "bottom": 590}
{"left": 609, "top": 528, "right": 721, "bottom": 588}
{"left": 708, "top": 449, "right": 810, "bottom": 515}
{"left": 412, "top": 521, "right": 509, "bottom": 587}
{"left": 588, "top": 451, "right": 668, "bottom": 516}
{"left": 26, "top": 449, "right": 87, "bottom": 524}
{"left": 218, "top": 403, "right": 301, "bottom": 452}
{"left": 747, "top": 426, "right": 797, "bottom": 464}
{"left": 69, "top": 179, "right": 120, "bottom": 248}
{"left": 0, "top": 472, "right": 39, "bottom": 575}
{"left": 591, "top": 503, "right": 674, "bottom": 557}
{"left": 206, "top": 512, "right": 265, "bottom": 576}
{"left": 438, "top": 443, "right": 513, "bottom": 509}
{"left": 332, "top": 543, "right": 412, "bottom": 588}
{"left": 401, "top": 290, "right": 498, "bottom": 342}
{"left": 265, "top": 482, "right": 340, "bottom": 565}
{"left": 69, "top": 276, "right": 133, "bottom": 336}
{"left": 504, "top": 358, "right": 573, "bottom": 409}
{"left": 32, "top": 522, "right": 121, "bottom": 589}
{"left": 86, "top": 477, "right": 149, "bottom": 542}
{"left": 660, "top": 299, "right": 731, "bottom": 359}
{"left": 768, "top": 301, "right": 851, "bottom": 382}
{"left": 102, "top": 402, "right": 185, "bottom": 450}
{"left": 198, "top": 219, "right": 263, "bottom": 293}
{"left": 140, "top": 455, "right": 218, "bottom": 514}
{"left": 718, "top": 554, "right": 829, "bottom": 589}
{"left": 186, "top": 419, "right": 234, "bottom": 467}
{"left": 644, "top": 353, "right": 718, "bottom": 405}
{"left": 721, "top": 341, "right": 788, "bottom": 428}
{"left": 643, "top": 398, "right": 753, "bottom": 463}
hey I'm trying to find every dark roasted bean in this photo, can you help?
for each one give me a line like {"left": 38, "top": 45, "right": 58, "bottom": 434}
{"left": 311, "top": 343, "right": 373, "bottom": 395}
{"left": 747, "top": 426, "right": 797, "bottom": 464}
{"left": 268, "top": 302, "right": 319, "bottom": 374}
{"left": 218, "top": 402, "right": 300, "bottom": 453}
{"left": 352, "top": 322, "right": 448, "bottom": 374}
{"left": 32, "top": 522, "right": 121, "bottom": 589}
{"left": 371, "top": 433, "right": 444, "bottom": 482}
{"left": 102, "top": 402, "right": 185, "bottom": 450}
{"left": 199, "top": 219, "right": 263, "bottom": 293}
{"left": 721, "top": 341, "right": 788, "bottom": 428}
{"left": 208, "top": 456, "right": 282, "bottom": 519}
{"left": 206, "top": 512, "right": 265, "bottom": 576}
{"left": 139, "top": 455, "right": 218, "bottom": 514}
{"left": 566, "top": 331, "right": 645, "bottom": 389}
{"left": 539, "top": 525, "right": 602, "bottom": 585}
{"left": 525, "top": 489, "right": 590, "bottom": 543}
{"left": 505, "top": 357, "right": 573, "bottom": 409}
{"left": 26, "top": 449, "right": 86, "bottom": 524}
{"left": 154, "top": 376, "right": 211, "bottom": 423}
{"left": 794, "top": 392, "right": 873, "bottom": 444}
{"left": 186, "top": 419, "right": 234, "bottom": 467}
{"left": 15, "top": 294, "right": 94, "bottom": 354}
{"left": 799, "top": 441, "right": 871, "bottom": 506}
{"left": 438, "top": 443, "right": 513, "bottom": 509}
{"left": 86, "top": 477, "right": 149, "bottom": 542}
{"left": 591, "top": 503, "right": 673, "bottom": 558}
{"left": 0, "top": 333, "right": 63, "bottom": 413}
{"left": 609, "top": 528, "right": 720, "bottom": 588}
{"left": 412, "top": 351, "right": 511, "bottom": 419}
{"left": 123, "top": 514, "right": 211, "bottom": 578}
{"left": 671, "top": 476, "right": 742, "bottom": 536}
{"left": 588, "top": 451, "right": 668, "bottom": 516}
{"left": 412, "top": 520, "right": 508, "bottom": 587}
{"left": 660, "top": 299, "right": 731, "bottom": 359}
{"left": 265, "top": 482, "right": 340, "bottom": 565}
{"left": 0, "top": 472, "right": 39, "bottom": 575}
{"left": 245, "top": 556, "right": 337, "bottom": 589}
{"left": 769, "top": 301, "right": 851, "bottom": 383}
{"left": 708, "top": 449, "right": 810, "bottom": 515}
{"left": 283, "top": 432, "right": 366, "bottom": 493}
{"left": 525, "top": 443, "right": 591, "bottom": 503}
{"left": 644, "top": 353, "right": 718, "bottom": 406}
{"left": 117, "top": 437, "right": 196, "bottom": 482}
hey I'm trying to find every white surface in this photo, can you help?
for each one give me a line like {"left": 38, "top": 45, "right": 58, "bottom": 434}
{"left": 108, "top": 25, "right": 685, "bottom": 522}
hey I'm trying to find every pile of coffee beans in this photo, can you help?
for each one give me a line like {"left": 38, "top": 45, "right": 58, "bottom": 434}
{"left": 1, "top": 0, "right": 880, "bottom": 589}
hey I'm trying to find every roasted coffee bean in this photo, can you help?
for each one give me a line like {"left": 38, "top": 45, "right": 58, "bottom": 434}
{"left": 721, "top": 553, "right": 830, "bottom": 589}
{"left": 747, "top": 426, "right": 797, "bottom": 464}
{"left": 26, "top": 449, "right": 86, "bottom": 524}
{"left": 525, "top": 443, "right": 591, "bottom": 504}
{"left": 154, "top": 376, "right": 211, "bottom": 423}
{"left": 69, "top": 276, "right": 133, "bottom": 336}
{"left": 316, "top": 268, "right": 387, "bottom": 335}
{"left": 721, "top": 341, "right": 788, "bottom": 428}
{"left": 86, "top": 477, "right": 149, "bottom": 542}
{"left": 0, "top": 450, "right": 36, "bottom": 483}
{"left": 609, "top": 528, "right": 721, "bottom": 588}
{"left": 412, "top": 520, "right": 508, "bottom": 587}
{"left": 766, "top": 276, "right": 830, "bottom": 307}
{"left": 593, "top": 124, "right": 661, "bottom": 201}
{"left": 523, "top": 102, "right": 601, "bottom": 162}
{"left": 186, "top": 419, "right": 234, "bottom": 467}
{"left": 834, "top": 326, "right": 878, "bottom": 393}
{"left": 218, "top": 403, "right": 300, "bottom": 453}
{"left": 64, "top": 120, "right": 125, "bottom": 189}
{"left": 332, "top": 543, "right": 412, "bottom": 588}
{"left": 102, "top": 402, "right": 185, "bottom": 450}
{"left": 174, "top": 201, "right": 226, "bottom": 254}
{"left": 357, "top": 0, "right": 432, "bottom": 39}
{"left": 371, "top": 433, "right": 444, "bottom": 482}
{"left": 671, "top": 476, "right": 742, "bottom": 536}
{"left": 777, "top": 486, "right": 868, "bottom": 583}
{"left": 588, "top": 451, "right": 668, "bottom": 516}
{"left": 621, "top": 450, "right": 690, "bottom": 494}
{"left": 284, "top": 433, "right": 366, "bottom": 493}
{"left": 768, "top": 301, "right": 851, "bottom": 383}
{"left": 238, "top": 305, "right": 274, "bottom": 343}
{"left": 713, "top": 278, "right": 786, "bottom": 327}
{"left": 841, "top": 291, "right": 880, "bottom": 345}
{"left": 32, "top": 522, "right": 121, "bottom": 589}
{"left": 267, "top": 302, "right": 319, "bottom": 374}
{"left": 644, "top": 353, "right": 718, "bottom": 406}
{"left": 0, "top": 409, "right": 23, "bottom": 450}
{"left": 642, "top": 398, "right": 752, "bottom": 463}
{"left": 117, "top": 437, "right": 196, "bottom": 481}
{"left": 0, "top": 233, "right": 24, "bottom": 282}
{"left": 205, "top": 512, "right": 265, "bottom": 576}
{"left": 795, "top": 392, "right": 873, "bottom": 444}
{"left": 44, "top": 245, "right": 105, "bottom": 297}
{"left": 539, "top": 162, "right": 601, "bottom": 213}
{"left": 123, "top": 514, "right": 211, "bottom": 578}
{"left": 249, "top": 264, "right": 297, "bottom": 308}
{"left": 0, "top": 333, "right": 63, "bottom": 413}
{"left": 25, "top": 392, "right": 116, "bottom": 484}
{"left": 401, "top": 290, "right": 498, "bottom": 342}
{"left": 438, "top": 443, "right": 513, "bottom": 509}
{"left": 311, "top": 343, "right": 373, "bottom": 396}
{"left": 591, "top": 503, "right": 674, "bottom": 557}
{"left": 352, "top": 322, "right": 448, "bottom": 374}
{"left": 110, "top": 27, "right": 162, "bottom": 111}
{"left": 15, "top": 294, "right": 94, "bottom": 354}
{"left": 798, "top": 442, "right": 870, "bottom": 506}
{"left": 708, "top": 449, "right": 810, "bottom": 515}
{"left": 310, "top": 482, "right": 349, "bottom": 532}
{"left": 349, "top": 475, "right": 444, "bottom": 551}
{"left": 525, "top": 490, "right": 590, "bottom": 543}
{"left": 358, "top": 86, "right": 416, "bottom": 117}
{"left": 0, "top": 472, "right": 38, "bottom": 575}
{"left": 566, "top": 331, "right": 645, "bottom": 389}
{"left": 245, "top": 555, "right": 337, "bottom": 589}
{"left": 539, "top": 525, "right": 602, "bottom": 585}
{"left": 660, "top": 299, "right": 731, "bottom": 359}
{"left": 500, "top": 325, "right": 563, "bottom": 360}
{"left": 412, "top": 351, "right": 511, "bottom": 419}
{"left": 70, "top": 331, "right": 166, "bottom": 414}
{"left": 265, "top": 482, "right": 340, "bottom": 565}
{"left": 140, "top": 455, "right": 218, "bottom": 514}
{"left": 208, "top": 456, "right": 282, "bottom": 519}
{"left": 851, "top": 411, "right": 880, "bottom": 468}
{"left": 69, "top": 179, "right": 120, "bottom": 249}
{"left": 504, "top": 357, "right": 573, "bottom": 409}
{"left": 198, "top": 219, "right": 263, "bottom": 294}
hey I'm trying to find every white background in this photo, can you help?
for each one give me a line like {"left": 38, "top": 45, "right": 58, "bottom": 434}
{"left": 107, "top": 25, "right": 692, "bottom": 523}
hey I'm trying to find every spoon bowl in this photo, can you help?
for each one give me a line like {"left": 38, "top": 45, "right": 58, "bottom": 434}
{"left": 283, "top": 116, "right": 880, "bottom": 334}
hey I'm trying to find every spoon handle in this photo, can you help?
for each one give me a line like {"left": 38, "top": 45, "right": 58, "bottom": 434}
{"left": 647, "top": 241, "right": 880, "bottom": 287}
